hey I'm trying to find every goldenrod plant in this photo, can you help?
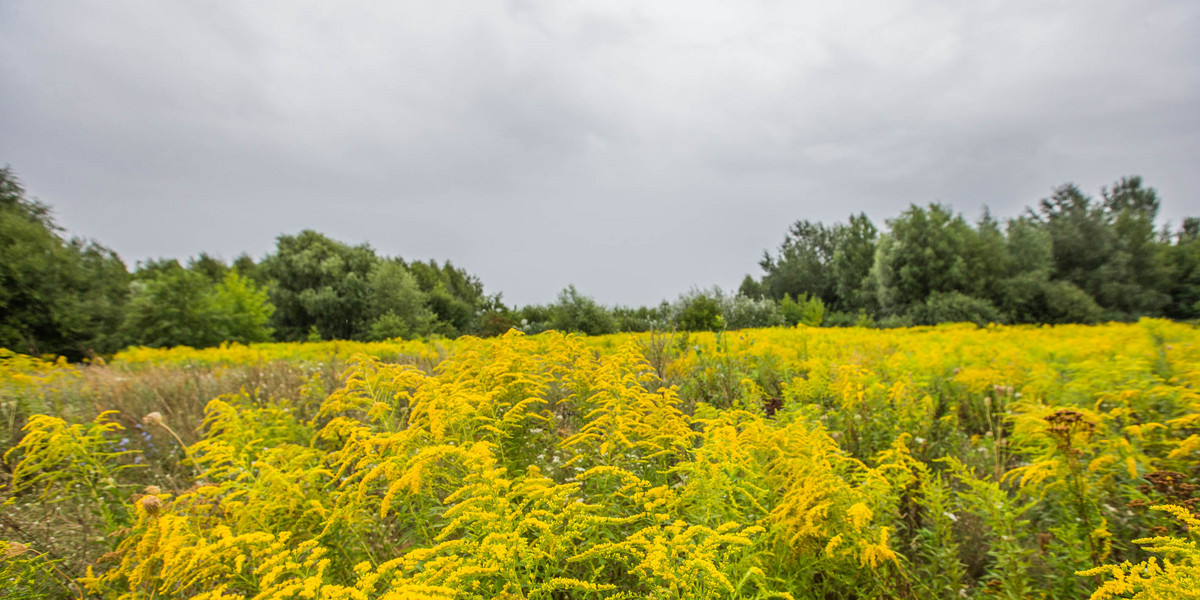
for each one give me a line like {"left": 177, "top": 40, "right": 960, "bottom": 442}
{"left": 3, "top": 321, "right": 1200, "bottom": 598}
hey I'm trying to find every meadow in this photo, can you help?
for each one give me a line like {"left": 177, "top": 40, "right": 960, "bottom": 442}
{"left": 2, "top": 321, "right": 1199, "bottom": 599}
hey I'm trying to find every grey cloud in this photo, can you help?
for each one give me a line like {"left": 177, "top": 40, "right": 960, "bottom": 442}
{"left": 1, "top": 0, "right": 1197, "bottom": 306}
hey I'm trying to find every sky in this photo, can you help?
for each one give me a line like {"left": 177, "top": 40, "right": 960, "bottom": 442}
{"left": 1, "top": 1, "right": 1197, "bottom": 307}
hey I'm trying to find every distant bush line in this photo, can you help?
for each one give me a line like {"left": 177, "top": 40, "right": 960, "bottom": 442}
{"left": 2, "top": 165, "right": 1197, "bottom": 359}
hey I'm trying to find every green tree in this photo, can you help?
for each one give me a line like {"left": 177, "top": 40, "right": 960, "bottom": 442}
{"left": 208, "top": 271, "right": 275, "bottom": 343}
{"left": 869, "top": 203, "right": 991, "bottom": 315}
{"left": 779, "top": 293, "right": 825, "bottom": 327}
{"left": 549, "top": 285, "right": 616, "bottom": 336}
{"left": 675, "top": 289, "right": 724, "bottom": 332}
{"left": 408, "top": 260, "right": 488, "bottom": 337}
{"left": 756, "top": 220, "right": 838, "bottom": 304}
{"left": 123, "top": 261, "right": 275, "bottom": 348}
{"left": 0, "top": 166, "right": 129, "bottom": 358}
{"left": 260, "top": 230, "right": 378, "bottom": 341}
{"left": 1033, "top": 178, "right": 1171, "bottom": 319}
{"left": 997, "top": 217, "right": 1101, "bottom": 324}
{"left": 188, "top": 252, "right": 230, "bottom": 283}
{"left": 365, "top": 260, "right": 435, "bottom": 340}
{"left": 123, "top": 261, "right": 216, "bottom": 348}
{"left": 830, "top": 213, "right": 878, "bottom": 312}
{"left": 906, "top": 291, "right": 1004, "bottom": 326}
{"left": 1165, "top": 218, "right": 1200, "bottom": 320}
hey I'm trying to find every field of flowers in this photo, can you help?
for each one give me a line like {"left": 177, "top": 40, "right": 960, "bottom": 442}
{"left": 2, "top": 321, "right": 1200, "bottom": 599}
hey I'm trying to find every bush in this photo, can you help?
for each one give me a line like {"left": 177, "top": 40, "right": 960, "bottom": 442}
{"left": 612, "top": 304, "right": 672, "bottom": 332}
{"left": 1000, "top": 276, "right": 1102, "bottom": 325}
{"left": 824, "top": 309, "right": 876, "bottom": 328}
{"left": 721, "top": 295, "right": 784, "bottom": 329}
{"left": 876, "top": 314, "right": 915, "bottom": 328}
{"left": 549, "top": 286, "right": 616, "bottom": 336}
{"left": 780, "top": 293, "right": 825, "bottom": 327}
{"left": 675, "top": 290, "right": 725, "bottom": 331}
{"left": 906, "top": 292, "right": 1004, "bottom": 326}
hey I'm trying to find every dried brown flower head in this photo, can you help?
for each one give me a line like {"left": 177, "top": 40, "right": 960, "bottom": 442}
{"left": 140, "top": 495, "right": 163, "bottom": 516}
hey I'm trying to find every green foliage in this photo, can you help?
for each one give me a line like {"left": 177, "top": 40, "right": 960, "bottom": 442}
{"left": 123, "top": 261, "right": 275, "bottom": 348}
{"left": 676, "top": 290, "right": 725, "bottom": 332}
{"left": 756, "top": 220, "right": 838, "bottom": 304}
{"left": 744, "top": 176, "right": 1193, "bottom": 328}
{"left": 870, "top": 203, "right": 997, "bottom": 314}
{"left": 779, "top": 293, "right": 825, "bottom": 327}
{"left": 1165, "top": 218, "right": 1200, "bottom": 320}
{"left": 721, "top": 295, "right": 785, "bottom": 329}
{"left": 0, "top": 166, "right": 130, "bottom": 359}
{"left": 208, "top": 271, "right": 276, "bottom": 343}
{"left": 366, "top": 260, "right": 435, "bottom": 340}
{"left": 1033, "top": 178, "right": 1172, "bottom": 319}
{"left": 408, "top": 259, "right": 489, "bottom": 337}
{"left": 549, "top": 285, "right": 616, "bottom": 336}
{"left": 831, "top": 213, "right": 879, "bottom": 312}
{"left": 906, "top": 292, "right": 1003, "bottom": 326}
{"left": 613, "top": 303, "right": 674, "bottom": 332}
{"left": 260, "top": 230, "right": 378, "bottom": 341}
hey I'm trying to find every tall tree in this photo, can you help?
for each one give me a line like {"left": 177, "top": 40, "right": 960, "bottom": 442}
{"left": 260, "top": 230, "right": 378, "bottom": 341}
{"left": 365, "top": 260, "right": 435, "bottom": 340}
{"left": 830, "top": 213, "right": 878, "bottom": 312}
{"left": 870, "top": 203, "right": 986, "bottom": 314}
{"left": 0, "top": 166, "right": 129, "bottom": 358}
{"left": 549, "top": 285, "right": 616, "bottom": 336}
{"left": 408, "top": 260, "right": 487, "bottom": 337}
{"left": 1034, "top": 178, "right": 1171, "bottom": 319}
{"left": 756, "top": 220, "right": 838, "bottom": 304}
{"left": 1165, "top": 218, "right": 1200, "bottom": 320}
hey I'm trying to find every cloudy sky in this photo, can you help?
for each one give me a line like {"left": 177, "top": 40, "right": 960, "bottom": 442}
{"left": 1, "top": 1, "right": 1197, "bottom": 306}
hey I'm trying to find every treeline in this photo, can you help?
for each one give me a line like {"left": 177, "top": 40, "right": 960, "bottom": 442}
{"left": 737, "top": 176, "right": 1200, "bottom": 327}
{"left": 3, "top": 165, "right": 1199, "bottom": 359}
{"left": 511, "top": 176, "right": 1200, "bottom": 335}
{"left": 1, "top": 167, "right": 507, "bottom": 359}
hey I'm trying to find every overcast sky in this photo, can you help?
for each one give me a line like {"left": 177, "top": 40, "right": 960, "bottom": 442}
{"left": 2, "top": 1, "right": 1197, "bottom": 306}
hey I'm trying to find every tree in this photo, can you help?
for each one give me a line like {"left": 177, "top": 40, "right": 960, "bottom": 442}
{"left": 549, "top": 285, "right": 616, "bottom": 336}
{"left": 830, "top": 213, "right": 878, "bottom": 312}
{"left": 1098, "top": 177, "right": 1171, "bottom": 316}
{"left": 260, "top": 230, "right": 378, "bottom": 341}
{"left": 779, "top": 293, "right": 825, "bottom": 327}
{"left": 365, "top": 260, "right": 434, "bottom": 340}
{"left": 123, "top": 261, "right": 216, "bottom": 348}
{"left": 756, "top": 220, "right": 838, "bottom": 304}
{"left": 208, "top": 271, "right": 275, "bottom": 344}
{"left": 1033, "top": 179, "right": 1171, "bottom": 319}
{"left": 1166, "top": 218, "right": 1200, "bottom": 320}
{"left": 123, "top": 260, "right": 275, "bottom": 348}
{"left": 408, "top": 260, "right": 489, "bottom": 337}
{"left": 675, "top": 289, "right": 724, "bottom": 332}
{"left": 997, "top": 217, "right": 1101, "bottom": 324}
{"left": 870, "top": 203, "right": 988, "bottom": 315}
{"left": 0, "top": 166, "right": 129, "bottom": 358}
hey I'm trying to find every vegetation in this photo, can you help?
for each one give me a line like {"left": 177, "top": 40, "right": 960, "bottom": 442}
{"left": 4, "top": 163, "right": 1200, "bottom": 596}
{"left": 3, "top": 322, "right": 1200, "bottom": 598}
{"left": 741, "top": 178, "right": 1200, "bottom": 326}
{"left": 4, "top": 166, "right": 1198, "bottom": 359}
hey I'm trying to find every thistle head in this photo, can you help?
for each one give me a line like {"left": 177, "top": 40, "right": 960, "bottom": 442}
{"left": 139, "top": 494, "right": 163, "bottom": 516}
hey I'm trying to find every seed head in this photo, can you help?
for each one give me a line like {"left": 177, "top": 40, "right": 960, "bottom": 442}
{"left": 140, "top": 495, "right": 163, "bottom": 516}
{"left": 142, "top": 412, "right": 164, "bottom": 427}
{"left": 4, "top": 542, "right": 29, "bottom": 558}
